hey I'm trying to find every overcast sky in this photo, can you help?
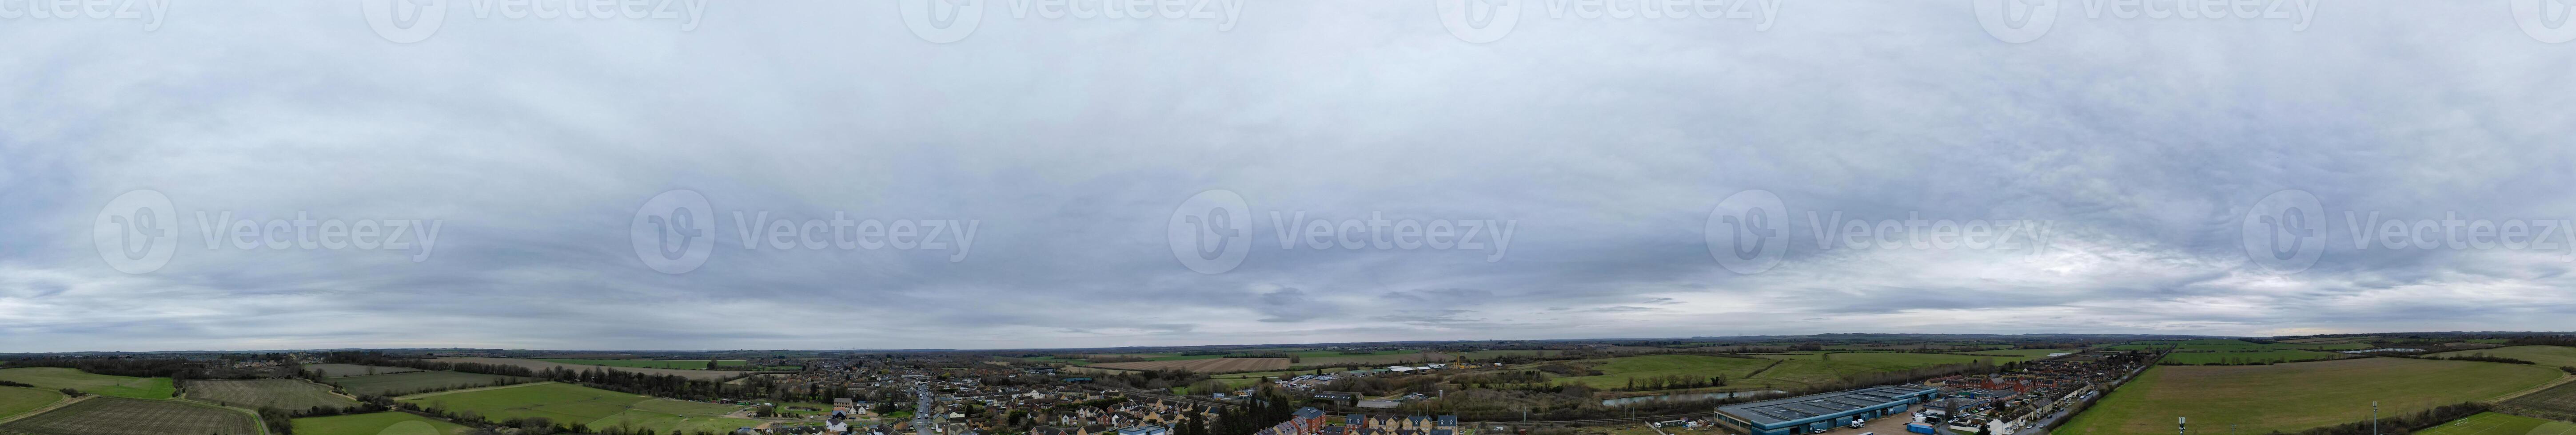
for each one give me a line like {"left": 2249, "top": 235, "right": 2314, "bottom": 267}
{"left": 4, "top": 0, "right": 2574, "bottom": 352}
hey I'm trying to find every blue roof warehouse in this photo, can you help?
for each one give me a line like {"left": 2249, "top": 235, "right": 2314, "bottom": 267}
{"left": 1713, "top": 386, "right": 1941, "bottom": 435}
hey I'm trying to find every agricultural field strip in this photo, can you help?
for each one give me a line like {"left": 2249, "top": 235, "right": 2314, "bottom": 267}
{"left": 0, "top": 396, "right": 260, "bottom": 435}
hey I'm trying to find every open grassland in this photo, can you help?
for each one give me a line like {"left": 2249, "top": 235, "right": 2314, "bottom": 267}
{"left": 293, "top": 411, "right": 474, "bottom": 435}
{"left": 185, "top": 379, "right": 359, "bottom": 410}
{"left": 1296, "top": 352, "right": 1454, "bottom": 368}
{"left": 0, "top": 387, "right": 65, "bottom": 421}
{"left": 2415, "top": 412, "right": 2576, "bottom": 435}
{"left": 2432, "top": 346, "right": 2576, "bottom": 367}
{"left": 305, "top": 364, "right": 426, "bottom": 377}
{"left": 2504, "top": 378, "right": 2576, "bottom": 415}
{"left": 397, "top": 382, "right": 757, "bottom": 433}
{"left": 1543, "top": 353, "right": 2022, "bottom": 392}
{"left": 2156, "top": 349, "right": 2352, "bottom": 365}
{"left": 0, "top": 368, "right": 175, "bottom": 399}
{"left": 2057, "top": 358, "right": 2561, "bottom": 435}
{"left": 1453, "top": 350, "right": 1562, "bottom": 359}
{"left": 431, "top": 357, "right": 746, "bottom": 380}
{"left": 1551, "top": 355, "right": 1776, "bottom": 388}
{"left": 2105, "top": 339, "right": 2371, "bottom": 351}
{"left": 0, "top": 396, "right": 259, "bottom": 435}
{"left": 1950, "top": 348, "right": 2076, "bottom": 358}
{"left": 1093, "top": 357, "right": 1292, "bottom": 372}
{"left": 530, "top": 359, "right": 741, "bottom": 370}
{"left": 2282, "top": 337, "right": 2385, "bottom": 344}
{"left": 336, "top": 371, "right": 534, "bottom": 397}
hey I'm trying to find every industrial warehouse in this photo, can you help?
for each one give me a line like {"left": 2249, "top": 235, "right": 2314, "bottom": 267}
{"left": 1712, "top": 385, "right": 1942, "bottom": 435}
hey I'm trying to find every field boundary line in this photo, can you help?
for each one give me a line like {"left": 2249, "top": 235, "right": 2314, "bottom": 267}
{"left": 396, "top": 380, "right": 556, "bottom": 399}
{"left": 0, "top": 394, "right": 91, "bottom": 425}
{"left": 2491, "top": 374, "right": 2576, "bottom": 404}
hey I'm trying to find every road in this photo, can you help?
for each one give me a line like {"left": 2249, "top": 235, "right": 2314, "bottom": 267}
{"left": 917, "top": 383, "right": 937, "bottom": 435}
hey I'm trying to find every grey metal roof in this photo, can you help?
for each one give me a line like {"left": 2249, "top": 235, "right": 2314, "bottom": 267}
{"left": 1716, "top": 385, "right": 1936, "bottom": 426}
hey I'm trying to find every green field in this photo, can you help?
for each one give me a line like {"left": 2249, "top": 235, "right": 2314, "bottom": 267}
{"left": 2431, "top": 346, "right": 2576, "bottom": 367}
{"left": 0, "top": 396, "right": 259, "bottom": 435}
{"left": 1542, "top": 353, "right": 2023, "bottom": 392}
{"left": 185, "top": 379, "right": 359, "bottom": 410}
{"left": 2415, "top": 412, "right": 2576, "bottom": 435}
{"left": 304, "top": 364, "right": 426, "bottom": 377}
{"left": 2105, "top": 339, "right": 2371, "bottom": 351}
{"left": 531, "top": 359, "right": 744, "bottom": 370}
{"left": 1951, "top": 348, "right": 2076, "bottom": 358}
{"left": 0, "top": 387, "right": 65, "bottom": 420}
{"left": 2057, "top": 358, "right": 2561, "bottom": 435}
{"left": 0, "top": 368, "right": 175, "bottom": 399}
{"left": 397, "top": 382, "right": 757, "bottom": 433}
{"left": 1551, "top": 355, "right": 1777, "bottom": 388}
{"left": 2156, "top": 349, "right": 2350, "bottom": 365}
{"left": 2504, "top": 378, "right": 2576, "bottom": 415}
{"left": 292, "top": 411, "right": 474, "bottom": 435}
{"left": 335, "top": 371, "right": 534, "bottom": 397}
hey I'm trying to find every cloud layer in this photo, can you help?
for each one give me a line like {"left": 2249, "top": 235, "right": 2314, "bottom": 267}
{"left": 2, "top": 0, "right": 2573, "bottom": 352}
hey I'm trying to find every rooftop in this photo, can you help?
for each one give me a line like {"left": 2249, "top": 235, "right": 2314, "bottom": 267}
{"left": 1716, "top": 385, "right": 1937, "bottom": 426}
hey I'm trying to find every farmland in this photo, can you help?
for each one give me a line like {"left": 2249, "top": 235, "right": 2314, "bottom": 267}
{"left": 2156, "top": 349, "right": 2351, "bottom": 365}
{"left": 184, "top": 379, "right": 359, "bottom": 410}
{"left": 397, "top": 382, "right": 758, "bottom": 433}
{"left": 304, "top": 364, "right": 425, "bottom": 377}
{"left": 1092, "top": 358, "right": 1292, "bottom": 373}
{"left": 430, "top": 357, "right": 746, "bottom": 380}
{"left": 1539, "top": 353, "right": 2025, "bottom": 392}
{"left": 293, "top": 411, "right": 473, "bottom": 435}
{"left": 1548, "top": 355, "right": 1776, "bottom": 389}
{"left": 0, "top": 396, "right": 259, "bottom": 435}
{"left": 0, "top": 368, "right": 175, "bottom": 399}
{"left": 2103, "top": 339, "right": 2372, "bottom": 351}
{"left": 1950, "top": 348, "right": 2077, "bottom": 358}
{"left": 530, "top": 359, "right": 742, "bottom": 370}
{"left": 2056, "top": 358, "right": 2561, "bottom": 435}
{"left": 2504, "top": 378, "right": 2576, "bottom": 415}
{"left": 2415, "top": 412, "right": 2576, "bottom": 435}
{"left": 2431, "top": 346, "right": 2576, "bottom": 367}
{"left": 334, "top": 371, "right": 534, "bottom": 397}
{"left": 0, "top": 387, "right": 64, "bottom": 420}
{"left": 1296, "top": 352, "right": 1455, "bottom": 368}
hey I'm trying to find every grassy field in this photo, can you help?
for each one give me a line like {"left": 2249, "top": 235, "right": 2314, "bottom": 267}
{"left": 303, "top": 364, "right": 426, "bottom": 377}
{"left": 1551, "top": 355, "right": 1777, "bottom": 388}
{"left": 292, "top": 411, "right": 474, "bottom": 435}
{"left": 0, "top": 387, "right": 65, "bottom": 421}
{"left": 2415, "top": 412, "right": 2576, "bottom": 435}
{"left": 1093, "top": 358, "right": 1292, "bottom": 372}
{"left": 0, "top": 396, "right": 259, "bottom": 435}
{"left": 530, "top": 359, "right": 741, "bottom": 370}
{"left": 2105, "top": 339, "right": 2372, "bottom": 351}
{"left": 1295, "top": 352, "right": 1455, "bottom": 368}
{"left": 397, "top": 382, "right": 757, "bottom": 433}
{"left": 1543, "top": 353, "right": 2025, "bottom": 392}
{"left": 185, "top": 379, "right": 359, "bottom": 410}
{"left": 335, "top": 371, "right": 534, "bottom": 397}
{"left": 2156, "top": 349, "right": 2351, "bottom": 365}
{"left": 0, "top": 368, "right": 175, "bottom": 399}
{"left": 1951, "top": 348, "right": 2076, "bottom": 358}
{"left": 2057, "top": 358, "right": 2562, "bottom": 435}
{"left": 2431, "top": 346, "right": 2576, "bottom": 367}
{"left": 429, "top": 357, "right": 744, "bottom": 380}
